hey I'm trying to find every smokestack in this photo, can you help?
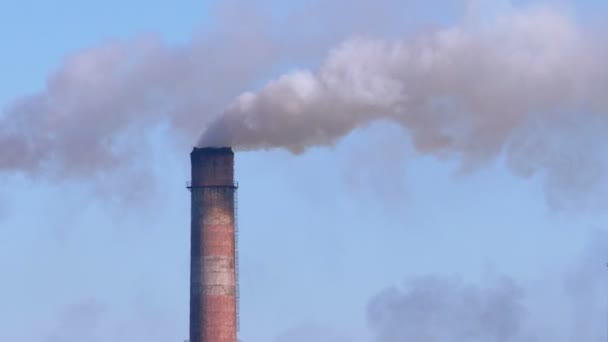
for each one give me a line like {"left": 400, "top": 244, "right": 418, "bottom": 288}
{"left": 188, "top": 147, "right": 238, "bottom": 342}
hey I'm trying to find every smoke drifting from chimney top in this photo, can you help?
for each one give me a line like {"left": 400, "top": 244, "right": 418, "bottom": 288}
{"left": 1, "top": 3, "right": 607, "bottom": 206}
{"left": 200, "top": 6, "right": 606, "bottom": 157}
{"left": 197, "top": 5, "right": 608, "bottom": 207}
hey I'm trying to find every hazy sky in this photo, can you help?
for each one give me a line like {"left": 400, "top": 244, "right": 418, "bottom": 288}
{"left": 2, "top": 1, "right": 608, "bottom": 342}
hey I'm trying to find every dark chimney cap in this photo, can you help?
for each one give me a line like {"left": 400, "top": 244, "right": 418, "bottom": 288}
{"left": 191, "top": 146, "right": 233, "bottom": 155}
{"left": 190, "top": 146, "right": 234, "bottom": 187}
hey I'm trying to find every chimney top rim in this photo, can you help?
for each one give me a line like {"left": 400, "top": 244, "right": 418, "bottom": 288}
{"left": 191, "top": 146, "right": 234, "bottom": 154}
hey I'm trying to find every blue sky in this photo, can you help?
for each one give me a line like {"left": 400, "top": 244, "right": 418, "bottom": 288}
{"left": 1, "top": 1, "right": 608, "bottom": 341}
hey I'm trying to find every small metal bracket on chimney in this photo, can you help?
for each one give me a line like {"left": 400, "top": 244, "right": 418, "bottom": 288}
{"left": 186, "top": 181, "right": 239, "bottom": 191}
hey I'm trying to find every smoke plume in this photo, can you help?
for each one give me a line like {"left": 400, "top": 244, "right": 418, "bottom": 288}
{"left": 201, "top": 6, "right": 606, "bottom": 155}
{"left": 198, "top": 5, "right": 608, "bottom": 206}
{"left": 0, "top": 3, "right": 280, "bottom": 179}
{"left": 1, "top": 2, "right": 607, "bottom": 206}
{"left": 367, "top": 275, "right": 528, "bottom": 342}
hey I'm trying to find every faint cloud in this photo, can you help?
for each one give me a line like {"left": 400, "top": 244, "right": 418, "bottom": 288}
{"left": 367, "top": 275, "right": 528, "bottom": 342}
{"left": 275, "top": 323, "right": 353, "bottom": 342}
{"left": 341, "top": 123, "right": 411, "bottom": 205}
{"left": 46, "top": 299, "right": 105, "bottom": 342}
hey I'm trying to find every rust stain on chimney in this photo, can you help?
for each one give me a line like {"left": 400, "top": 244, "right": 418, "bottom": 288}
{"left": 189, "top": 147, "right": 238, "bottom": 342}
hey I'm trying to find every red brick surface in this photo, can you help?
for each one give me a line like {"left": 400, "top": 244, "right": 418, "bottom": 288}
{"left": 190, "top": 147, "right": 237, "bottom": 342}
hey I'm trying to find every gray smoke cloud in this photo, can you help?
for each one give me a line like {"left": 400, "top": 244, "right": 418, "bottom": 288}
{"left": 367, "top": 276, "right": 529, "bottom": 342}
{"left": 199, "top": 5, "right": 608, "bottom": 206}
{"left": 1, "top": 1, "right": 607, "bottom": 207}
{"left": 0, "top": 1, "right": 283, "bottom": 179}
{"left": 357, "top": 228, "right": 608, "bottom": 342}
{"left": 201, "top": 5, "right": 606, "bottom": 155}
{"left": 0, "top": 0, "right": 457, "bottom": 180}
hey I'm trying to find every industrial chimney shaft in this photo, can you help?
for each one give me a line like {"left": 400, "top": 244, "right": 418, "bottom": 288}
{"left": 189, "top": 147, "right": 238, "bottom": 342}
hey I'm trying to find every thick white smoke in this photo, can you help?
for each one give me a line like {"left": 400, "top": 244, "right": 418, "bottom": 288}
{"left": 201, "top": 6, "right": 606, "bottom": 155}
{"left": 199, "top": 5, "right": 608, "bottom": 206}
{"left": 1, "top": 2, "right": 607, "bottom": 206}
{"left": 1, "top": 0, "right": 453, "bottom": 180}
{"left": 0, "top": 3, "right": 280, "bottom": 178}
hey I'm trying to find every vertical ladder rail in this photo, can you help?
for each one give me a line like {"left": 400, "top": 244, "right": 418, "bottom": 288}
{"left": 234, "top": 186, "right": 240, "bottom": 333}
